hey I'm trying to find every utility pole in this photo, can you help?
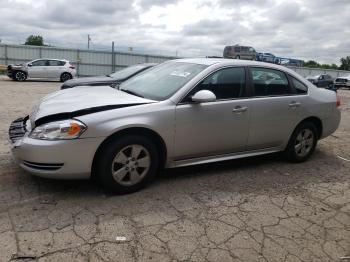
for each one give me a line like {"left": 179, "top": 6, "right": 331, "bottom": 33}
{"left": 88, "top": 34, "right": 91, "bottom": 50}
{"left": 112, "top": 41, "right": 115, "bottom": 73}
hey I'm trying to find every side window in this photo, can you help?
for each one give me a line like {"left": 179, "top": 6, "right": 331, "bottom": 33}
{"left": 186, "top": 67, "right": 246, "bottom": 101}
{"left": 291, "top": 77, "right": 308, "bottom": 94}
{"left": 49, "top": 60, "right": 58, "bottom": 66}
{"left": 49, "top": 60, "right": 64, "bottom": 66}
{"left": 31, "top": 60, "right": 47, "bottom": 66}
{"left": 234, "top": 46, "right": 240, "bottom": 52}
{"left": 251, "top": 67, "right": 290, "bottom": 96}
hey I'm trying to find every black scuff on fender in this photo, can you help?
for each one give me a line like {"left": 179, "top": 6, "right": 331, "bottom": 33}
{"left": 34, "top": 103, "right": 149, "bottom": 127}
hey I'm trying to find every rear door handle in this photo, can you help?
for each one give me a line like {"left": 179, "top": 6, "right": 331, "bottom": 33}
{"left": 232, "top": 106, "right": 248, "bottom": 113}
{"left": 289, "top": 101, "right": 301, "bottom": 108}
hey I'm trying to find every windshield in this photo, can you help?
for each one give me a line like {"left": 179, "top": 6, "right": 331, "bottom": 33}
{"left": 119, "top": 62, "right": 208, "bottom": 101}
{"left": 109, "top": 64, "right": 149, "bottom": 79}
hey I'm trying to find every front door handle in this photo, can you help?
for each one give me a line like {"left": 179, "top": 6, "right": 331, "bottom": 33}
{"left": 289, "top": 101, "right": 301, "bottom": 108}
{"left": 232, "top": 106, "right": 248, "bottom": 113}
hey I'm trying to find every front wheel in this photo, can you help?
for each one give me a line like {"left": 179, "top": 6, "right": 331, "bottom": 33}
{"left": 13, "top": 71, "right": 27, "bottom": 81}
{"left": 284, "top": 122, "right": 318, "bottom": 162}
{"left": 94, "top": 135, "right": 159, "bottom": 194}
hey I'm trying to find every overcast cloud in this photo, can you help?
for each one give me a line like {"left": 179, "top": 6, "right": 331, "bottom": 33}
{"left": 0, "top": 0, "right": 349, "bottom": 64}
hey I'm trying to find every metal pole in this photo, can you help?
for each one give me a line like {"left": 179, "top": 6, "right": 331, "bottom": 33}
{"left": 39, "top": 47, "right": 42, "bottom": 58}
{"left": 112, "top": 41, "right": 115, "bottom": 73}
{"left": 88, "top": 35, "right": 90, "bottom": 50}
{"left": 4, "top": 44, "right": 8, "bottom": 65}
{"left": 77, "top": 49, "right": 80, "bottom": 77}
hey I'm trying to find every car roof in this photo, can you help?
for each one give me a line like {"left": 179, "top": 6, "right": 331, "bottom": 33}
{"left": 172, "top": 58, "right": 278, "bottom": 68}
{"left": 33, "top": 58, "right": 69, "bottom": 62}
{"left": 171, "top": 58, "right": 305, "bottom": 81}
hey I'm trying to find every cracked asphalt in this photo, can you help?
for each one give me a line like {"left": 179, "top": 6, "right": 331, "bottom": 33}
{"left": 0, "top": 76, "right": 349, "bottom": 262}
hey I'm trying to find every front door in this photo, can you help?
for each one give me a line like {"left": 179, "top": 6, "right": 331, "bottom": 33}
{"left": 174, "top": 67, "right": 251, "bottom": 159}
{"left": 27, "top": 59, "right": 48, "bottom": 78}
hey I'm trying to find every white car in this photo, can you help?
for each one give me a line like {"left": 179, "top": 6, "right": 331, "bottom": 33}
{"left": 7, "top": 59, "right": 77, "bottom": 82}
{"left": 334, "top": 74, "right": 350, "bottom": 89}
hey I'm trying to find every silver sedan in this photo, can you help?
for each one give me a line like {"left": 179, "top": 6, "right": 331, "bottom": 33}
{"left": 9, "top": 59, "right": 341, "bottom": 194}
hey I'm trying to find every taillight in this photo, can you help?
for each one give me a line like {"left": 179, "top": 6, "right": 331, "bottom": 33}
{"left": 336, "top": 94, "right": 341, "bottom": 107}
{"left": 69, "top": 64, "right": 75, "bottom": 69}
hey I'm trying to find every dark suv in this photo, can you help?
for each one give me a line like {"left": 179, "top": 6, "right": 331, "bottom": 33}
{"left": 306, "top": 74, "right": 333, "bottom": 88}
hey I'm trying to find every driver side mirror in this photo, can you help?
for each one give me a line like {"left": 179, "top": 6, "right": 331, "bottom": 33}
{"left": 191, "top": 90, "right": 216, "bottom": 103}
{"left": 28, "top": 63, "right": 33, "bottom": 67}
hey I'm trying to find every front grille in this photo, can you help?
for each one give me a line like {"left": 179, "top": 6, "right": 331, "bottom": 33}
{"left": 9, "top": 116, "right": 28, "bottom": 143}
{"left": 22, "top": 161, "right": 64, "bottom": 171}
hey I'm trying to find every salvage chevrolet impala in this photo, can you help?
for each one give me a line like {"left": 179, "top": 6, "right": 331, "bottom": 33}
{"left": 9, "top": 59, "right": 341, "bottom": 194}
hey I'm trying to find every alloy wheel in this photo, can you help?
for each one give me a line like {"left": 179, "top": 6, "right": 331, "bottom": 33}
{"left": 61, "top": 73, "right": 71, "bottom": 82}
{"left": 294, "top": 128, "right": 314, "bottom": 157}
{"left": 15, "top": 72, "right": 26, "bottom": 81}
{"left": 111, "top": 144, "right": 151, "bottom": 186}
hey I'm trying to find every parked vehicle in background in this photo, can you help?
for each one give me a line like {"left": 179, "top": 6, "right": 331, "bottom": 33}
{"left": 61, "top": 63, "right": 156, "bottom": 90}
{"left": 7, "top": 59, "right": 76, "bottom": 82}
{"left": 306, "top": 74, "right": 333, "bottom": 88}
{"left": 334, "top": 75, "right": 350, "bottom": 89}
{"left": 223, "top": 45, "right": 257, "bottom": 60}
{"left": 9, "top": 58, "right": 341, "bottom": 194}
{"left": 256, "top": 53, "right": 281, "bottom": 64}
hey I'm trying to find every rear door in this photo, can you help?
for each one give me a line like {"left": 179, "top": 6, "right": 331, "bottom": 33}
{"left": 174, "top": 67, "right": 252, "bottom": 159}
{"left": 47, "top": 60, "right": 65, "bottom": 78}
{"left": 246, "top": 67, "right": 307, "bottom": 150}
{"left": 27, "top": 59, "right": 48, "bottom": 78}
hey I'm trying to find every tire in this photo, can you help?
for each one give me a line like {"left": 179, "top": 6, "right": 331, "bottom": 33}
{"left": 13, "top": 71, "right": 27, "bottom": 81}
{"left": 94, "top": 135, "right": 159, "bottom": 194}
{"left": 60, "top": 72, "right": 72, "bottom": 82}
{"left": 235, "top": 55, "right": 240, "bottom": 60}
{"left": 284, "top": 122, "right": 318, "bottom": 163}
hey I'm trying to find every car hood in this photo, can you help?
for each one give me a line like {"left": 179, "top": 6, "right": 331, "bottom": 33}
{"left": 30, "top": 86, "right": 156, "bottom": 126}
{"left": 63, "top": 76, "right": 116, "bottom": 87}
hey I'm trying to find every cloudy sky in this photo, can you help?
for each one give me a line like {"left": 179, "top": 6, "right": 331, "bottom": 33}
{"left": 0, "top": 0, "right": 349, "bottom": 64}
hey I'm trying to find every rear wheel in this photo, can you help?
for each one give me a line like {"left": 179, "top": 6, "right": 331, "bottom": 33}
{"left": 13, "top": 71, "right": 27, "bottom": 81}
{"left": 60, "top": 72, "right": 72, "bottom": 82}
{"left": 235, "top": 55, "right": 240, "bottom": 59}
{"left": 284, "top": 122, "right": 318, "bottom": 162}
{"left": 94, "top": 135, "right": 159, "bottom": 194}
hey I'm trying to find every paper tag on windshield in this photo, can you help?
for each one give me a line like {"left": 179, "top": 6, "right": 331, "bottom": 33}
{"left": 170, "top": 71, "right": 191, "bottom": 77}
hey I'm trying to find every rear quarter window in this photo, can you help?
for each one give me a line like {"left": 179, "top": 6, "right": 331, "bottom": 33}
{"left": 291, "top": 77, "right": 308, "bottom": 94}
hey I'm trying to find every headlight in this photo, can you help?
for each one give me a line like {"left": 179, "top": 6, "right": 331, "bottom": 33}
{"left": 29, "top": 119, "right": 87, "bottom": 140}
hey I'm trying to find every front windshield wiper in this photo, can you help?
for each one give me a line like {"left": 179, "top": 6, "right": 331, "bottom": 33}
{"left": 120, "top": 88, "right": 144, "bottom": 98}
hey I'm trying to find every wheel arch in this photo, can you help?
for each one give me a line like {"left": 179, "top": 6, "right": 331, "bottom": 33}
{"left": 13, "top": 70, "right": 27, "bottom": 76}
{"left": 91, "top": 127, "right": 168, "bottom": 177}
{"left": 295, "top": 116, "right": 323, "bottom": 139}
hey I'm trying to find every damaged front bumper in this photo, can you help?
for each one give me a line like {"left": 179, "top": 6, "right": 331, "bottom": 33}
{"left": 9, "top": 116, "right": 104, "bottom": 179}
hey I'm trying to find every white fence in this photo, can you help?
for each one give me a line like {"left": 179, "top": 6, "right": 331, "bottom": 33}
{"left": 1, "top": 44, "right": 349, "bottom": 77}
{"left": 286, "top": 66, "right": 350, "bottom": 78}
